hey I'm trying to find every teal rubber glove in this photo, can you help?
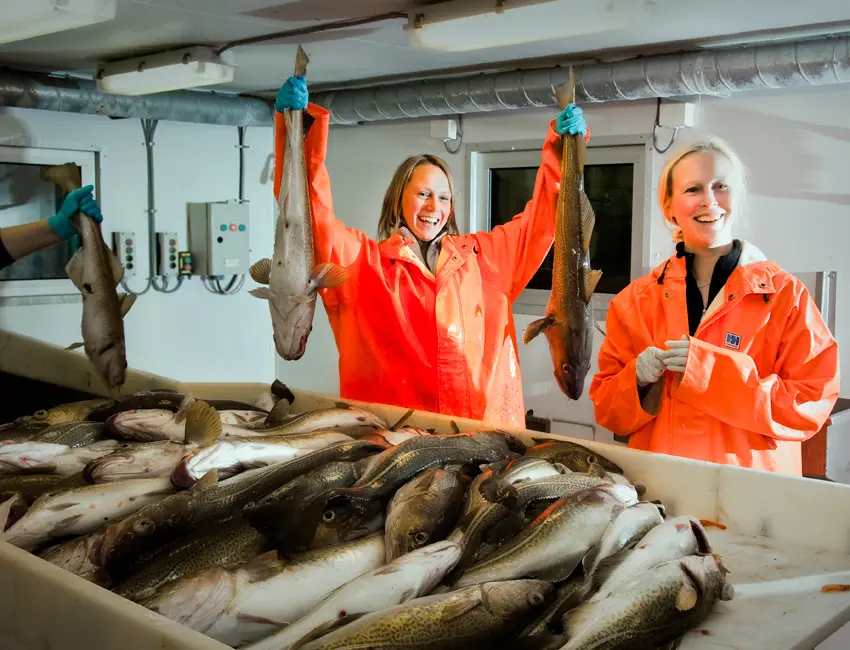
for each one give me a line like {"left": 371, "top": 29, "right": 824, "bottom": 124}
{"left": 47, "top": 185, "right": 103, "bottom": 241}
{"left": 556, "top": 103, "right": 588, "bottom": 138}
{"left": 275, "top": 75, "right": 308, "bottom": 113}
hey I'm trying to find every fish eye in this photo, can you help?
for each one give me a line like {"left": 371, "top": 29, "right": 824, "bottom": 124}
{"left": 528, "top": 592, "right": 546, "bottom": 606}
{"left": 322, "top": 510, "right": 336, "bottom": 522}
{"left": 413, "top": 531, "right": 429, "bottom": 545}
{"left": 133, "top": 518, "right": 155, "bottom": 535}
{"left": 561, "top": 363, "right": 569, "bottom": 374}
{"left": 33, "top": 410, "right": 47, "bottom": 419}
{"left": 587, "top": 455, "right": 597, "bottom": 464}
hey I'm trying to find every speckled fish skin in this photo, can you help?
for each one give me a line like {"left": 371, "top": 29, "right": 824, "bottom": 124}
{"left": 451, "top": 487, "right": 626, "bottom": 589}
{"left": 561, "top": 554, "right": 734, "bottom": 650}
{"left": 296, "top": 579, "right": 554, "bottom": 650}
{"left": 524, "top": 440, "right": 623, "bottom": 474}
{"left": 246, "top": 540, "right": 462, "bottom": 650}
{"left": 144, "top": 533, "right": 386, "bottom": 648}
{"left": 112, "top": 515, "right": 269, "bottom": 602}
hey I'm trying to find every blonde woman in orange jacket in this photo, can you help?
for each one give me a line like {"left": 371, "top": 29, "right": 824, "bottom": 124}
{"left": 589, "top": 136, "right": 839, "bottom": 475}
{"left": 272, "top": 75, "right": 589, "bottom": 428}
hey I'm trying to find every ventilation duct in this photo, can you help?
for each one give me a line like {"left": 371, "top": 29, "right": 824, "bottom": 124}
{"left": 312, "top": 35, "right": 850, "bottom": 125}
{"left": 0, "top": 35, "right": 847, "bottom": 127}
{"left": 0, "top": 67, "right": 275, "bottom": 127}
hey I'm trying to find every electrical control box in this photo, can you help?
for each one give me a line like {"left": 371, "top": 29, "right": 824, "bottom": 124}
{"left": 187, "top": 202, "right": 250, "bottom": 276}
{"left": 112, "top": 231, "right": 137, "bottom": 276}
{"left": 156, "top": 231, "right": 179, "bottom": 278}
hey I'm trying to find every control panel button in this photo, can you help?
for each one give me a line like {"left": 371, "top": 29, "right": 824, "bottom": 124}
{"left": 239, "top": 224, "right": 246, "bottom": 231}
{"left": 229, "top": 224, "right": 237, "bottom": 231}
{"left": 220, "top": 224, "right": 227, "bottom": 232}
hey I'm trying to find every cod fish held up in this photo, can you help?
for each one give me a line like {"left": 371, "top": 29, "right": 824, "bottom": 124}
{"left": 43, "top": 163, "right": 136, "bottom": 389}
{"left": 523, "top": 68, "right": 601, "bottom": 400}
{"left": 249, "top": 45, "right": 349, "bottom": 360}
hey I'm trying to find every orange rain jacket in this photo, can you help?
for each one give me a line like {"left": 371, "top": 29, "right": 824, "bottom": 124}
{"left": 589, "top": 241, "right": 840, "bottom": 475}
{"left": 274, "top": 104, "right": 563, "bottom": 428}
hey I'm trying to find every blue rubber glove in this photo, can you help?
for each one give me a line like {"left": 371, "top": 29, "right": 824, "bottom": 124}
{"left": 275, "top": 75, "right": 308, "bottom": 113}
{"left": 47, "top": 185, "right": 103, "bottom": 241}
{"left": 556, "top": 103, "right": 588, "bottom": 138}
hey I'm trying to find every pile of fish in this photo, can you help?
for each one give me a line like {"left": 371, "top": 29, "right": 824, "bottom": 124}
{"left": 0, "top": 386, "right": 733, "bottom": 650}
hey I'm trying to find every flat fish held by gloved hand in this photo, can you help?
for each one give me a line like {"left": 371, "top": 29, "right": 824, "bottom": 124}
{"left": 43, "top": 163, "right": 136, "bottom": 389}
{"left": 250, "top": 44, "right": 349, "bottom": 360}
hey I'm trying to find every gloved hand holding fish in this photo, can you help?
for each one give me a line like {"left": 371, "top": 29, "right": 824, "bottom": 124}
{"left": 0, "top": 383, "right": 734, "bottom": 650}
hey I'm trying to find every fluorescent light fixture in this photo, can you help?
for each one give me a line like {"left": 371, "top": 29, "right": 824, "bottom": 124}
{"left": 0, "top": 0, "right": 116, "bottom": 45}
{"left": 405, "top": 0, "right": 647, "bottom": 52}
{"left": 96, "top": 47, "right": 237, "bottom": 96}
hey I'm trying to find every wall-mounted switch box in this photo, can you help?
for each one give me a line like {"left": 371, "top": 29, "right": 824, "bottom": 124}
{"left": 187, "top": 202, "right": 250, "bottom": 276}
{"left": 156, "top": 231, "right": 179, "bottom": 277}
{"left": 112, "top": 231, "right": 137, "bottom": 276}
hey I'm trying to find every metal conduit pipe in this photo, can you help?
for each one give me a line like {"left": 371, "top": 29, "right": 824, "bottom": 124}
{"left": 0, "top": 36, "right": 846, "bottom": 127}
{"left": 0, "top": 67, "right": 275, "bottom": 127}
{"left": 311, "top": 35, "right": 850, "bottom": 124}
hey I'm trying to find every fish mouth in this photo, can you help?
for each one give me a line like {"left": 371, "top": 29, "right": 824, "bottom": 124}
{"left": 170, "top": 457, "right": 198, "bottom": 488}
{"left": 690, "top": 518, "right": 712, "bottom": 554}
{"left": 555, "top": 371, "right": 583, "bottom": 401}
{"left": 83, "top": 455, "right": 129, "bottom": 483}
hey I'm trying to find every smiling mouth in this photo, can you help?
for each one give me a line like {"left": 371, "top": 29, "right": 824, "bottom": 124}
{"left": 417, "top": 215, "right": 440, "bottom": 226}
{"left": 695, "top": 214, "right": 723, "bottom": 224}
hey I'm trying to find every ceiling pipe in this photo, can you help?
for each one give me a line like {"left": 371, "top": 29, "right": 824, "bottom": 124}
{"left": 311, "top": 35, "right": 850, "bottom": 124}
{"left": 0, "top": 35, "right": 846, "bottom": 127}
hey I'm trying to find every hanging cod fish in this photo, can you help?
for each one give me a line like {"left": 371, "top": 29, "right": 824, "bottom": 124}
{"left": 523, "top": 69, "right": 601, "bottom": 400}
{"left": 249, "top": 45, "right": 348, "bottom": 360}
{"left": 43, "top": 163, "right": 135, "bottom": 388}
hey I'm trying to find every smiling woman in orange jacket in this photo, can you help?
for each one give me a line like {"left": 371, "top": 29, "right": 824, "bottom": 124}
{"left": 589, "top": 136, "right": 839, "bottom": 475}
{"left": 272, "top": 75, "right": 590, "bottom": 428}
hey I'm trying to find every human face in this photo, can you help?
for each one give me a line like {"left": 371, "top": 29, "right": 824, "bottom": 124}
{"left": 401, "top": 164, "right": 452, "bottom": 242}
{"left": 669, "top": 151, "right": 734, "bottom": 250}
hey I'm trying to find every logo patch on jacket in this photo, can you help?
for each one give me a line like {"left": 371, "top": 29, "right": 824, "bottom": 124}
{"left": 725, "top": 332, "right": 741, "bottom": 350}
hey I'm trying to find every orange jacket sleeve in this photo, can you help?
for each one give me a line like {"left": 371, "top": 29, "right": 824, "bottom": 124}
{"left": 273, "top": 104, "right": 367, "bottom": 268}
{"left": 472, "top": 120, "right": 566, "bottom": 301}
{"left": 676, "top": 285, "right": 840, "bottom": 442}
{"left": 588, "top": 294, "right": 661, "bottom": 435}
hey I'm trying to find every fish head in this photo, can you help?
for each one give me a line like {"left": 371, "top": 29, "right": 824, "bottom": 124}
{"left": 481, "top": 579, "right": 555, "bottom": 618}
{"left": 107, "top": 410, "right": 176, "bottom": 441}
{"left": 312, "top": 496, "right": 385, "bottom": 548}
{"left": 398, "top": 540, "right": 463, "bottom": 593}
{"left": 83, "top": 443, "right": 170, "bottom": 483}
{"left": 547, "top": 322, "right": 592, "bottom": 401}
{"left": 269, "top": 298, "right": 315, "bottom": 361}
{"left": 170, "top": 442, "right": 236, "bottom": 488}
{"left": 143, "top": 566, "right": 235, "bottom": 632}
{"left": 92, "top": 342, "right": 128, "bottom": 389}
{"left": 678, "top": 553, "right": 735, "bottom": 606}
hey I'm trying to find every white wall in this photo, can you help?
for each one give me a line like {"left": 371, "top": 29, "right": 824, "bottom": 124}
{"left": 287, "top": 82, "right": 850, "bottom": 431}
{"left": 0, "top": 106, "right": 277, "bottom": 384}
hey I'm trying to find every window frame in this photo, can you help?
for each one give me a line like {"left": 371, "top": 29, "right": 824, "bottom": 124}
{"left": 0, "top": 142, "right": 100, "bottom": 300}
{"left": 467, "top": 134, "right": 650, "bottom": 320}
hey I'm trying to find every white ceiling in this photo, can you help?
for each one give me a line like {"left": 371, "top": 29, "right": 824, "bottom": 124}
{"left": 0, "top": 0, "right": 848, "bottom": 99}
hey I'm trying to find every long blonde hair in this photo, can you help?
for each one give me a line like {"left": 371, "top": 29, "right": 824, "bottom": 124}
{"left": 658, "top": 136, "right": 748, "bottom": 243}
{"left": 377, "top": 154, "right": 459, "bottom": 241}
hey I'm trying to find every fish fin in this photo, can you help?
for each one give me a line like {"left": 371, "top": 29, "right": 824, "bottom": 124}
{"left": 240, "top": 550, "right": 284, "bottom": 582}
{"left": 248, "top": 287, "right": 273, "bottom": 301}
{"left": 312, "top": 263, "right": 349, "bottom": 289}
{"left": 236, "top": 611, "right": 288, "bottom": 627}
{"left": 108, "top": 248, "right": 124, "bottom": 286}
{"left": 66, "top": 342, "right": 85, "bottom": 351}
{"left": 290, "top": 615, "right": 364, "bottom": 650}
{"left": 523, "top": 316, "right": 554, "bottom": 345}
{"left": 555, "top": 67, "right": 576, "bottom": 110}
{"left": 191, "top": 469, "right": 219, "bottom": 491}
{"left": 64, "top": 249, "right": 85, "bottom": 290}
{"left": 52, "top": 513, "right": 84, "bottom": 534}
{"left": 334, "top": 401, "right": 353, "bottom": 410}
{"left": 265, "top": 398, "right": 293, "bottom": 427}
{"left": 657, "top": 637, "right": 684, "bottom": 650}
{"left": 676, "top": 581, "right": 699, "bottom": 611}
{"left": 530, "top": 558, "right": 582, "bottom": 583}
{"left": 581, "top": 544, "right": 601, "bottom": 577}
{"left": 173, "top": 394, "right": 196, "bottom": 424}
{"left": 390, "top": 408, "right": 415, "bottom": 431}
{"left": 449, "top": 420, "right": 461, "bottom": 434}
{"left": 582, "top": 269, "right": 603, "bottom": 303}
{"left": 372, "top": 565, "right": 404, "bottom": 576}
{"left": 0, "top": 496, "right": 18, "bottom": 535}
{"left": 118, "top": 292, "right": 136, "bottom": 318}
{"left": 270, "top": 380, "right": 296, "bottom": 403}
{"left": 562, "top": 603, "right": 594, "bottom": 637}
{"left": 593, "top": 320, "right": 607, "bottom": 337}
{"left": 580, "top": 193, "right": 596, "bottom": 253}
{"left": 185, "top": 401, "right": 222, "bottom": 448}
{"left": 441, "top": 593, "right": 483, "bottom": 621}
{"left": 249, "top": 258, "right": 272, "bottom": 284}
